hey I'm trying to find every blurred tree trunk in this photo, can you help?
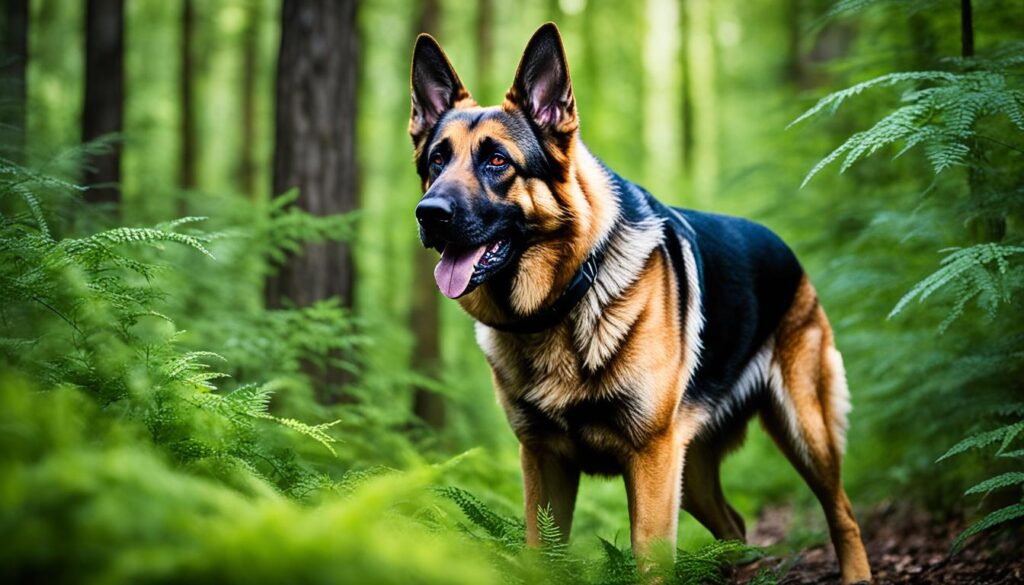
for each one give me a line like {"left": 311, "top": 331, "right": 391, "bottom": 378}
{"left": 958, "top": 0, "right": 1001, "bottom": 242}
{"left": 959, "top": 0, "right": 973, "bottom": 58}
{"left": 82, "top": 0, "right": 124, "bottom": 208}
{"left": 475, "top": 0, "right": 493, "bottom": 102}
{"left": 409, "top": 0, "right": 445, "bottom": 429}
{"left": 239, "top": 0, "right": 260, "bottom": 200}
{"left": 678, "top": 0, "right": 693, "bottom": 175}
{"left": 783, "top": 0, "right": 804, "bottom": 85}
{"left": 684, "top": 0, "right": 716, "bottom": 205}
{"left": 266, "top": 0, "right": 359, "bottom": 401}
{"left": 179, "top": 0, "right": 197, "bottom": 215}
{"left": 2, "top": 0, "right": 28, "bottom": 161}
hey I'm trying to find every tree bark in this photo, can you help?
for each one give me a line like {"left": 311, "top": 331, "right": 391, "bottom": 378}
{"left": 960, "top": 0, "right": 973, "bottom": 58}
{"left": 240, "top": 0, "right": 260, "bottom": 199}
{"left": 179, "top": 0, "right": 197, "bottom": 214}
{"left": 475, "top": 0, "right": 493, "bottom": 102}
{"left": 678, "top": 0, "right": 693, "bottom": 175}
{"left": 266, "top": 0, "right": 359, "bottom": 309}
{"left": 410, "top": 0, "right": 445, "bottom": 429}
{"left": 783, "top": 0, "right": 804, "bottom": 85}
{"left": 2, "top": 0, "right": 28, "bottom": 161}
{"left": 82, "top": 0, "right": 124, "bottom": 208}
{"left": 266, "top": 0, "right": 359, "bottom": 400}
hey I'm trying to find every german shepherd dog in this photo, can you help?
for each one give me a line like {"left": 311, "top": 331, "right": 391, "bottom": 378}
{"left": 409, "top": 23, "right": 871, "bottom": 584}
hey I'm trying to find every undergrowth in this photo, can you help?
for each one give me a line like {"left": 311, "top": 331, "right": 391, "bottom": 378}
{"left": 0, "top": 151, "right": 769, "bottom": 583}
{"left": 795, "top": 9, "right": 1024, "bottom": 552}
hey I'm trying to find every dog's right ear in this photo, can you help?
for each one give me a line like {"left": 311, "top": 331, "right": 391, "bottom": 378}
{"left": 410, "top": 34, "right": 473, "bottom": 145}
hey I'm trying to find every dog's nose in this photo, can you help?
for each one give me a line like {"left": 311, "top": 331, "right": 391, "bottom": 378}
{"left": 416, "top": 197, "right": 455, "bottom": 226}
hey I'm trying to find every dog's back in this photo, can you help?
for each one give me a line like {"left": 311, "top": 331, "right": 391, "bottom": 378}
{"left": 677, "top": 208, "right": 804, "bottom": 422}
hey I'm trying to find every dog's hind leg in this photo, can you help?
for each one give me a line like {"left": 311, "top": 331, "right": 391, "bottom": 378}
{"left": 681, "top": 440, "right": 745, "bottom": 541}
{"left": 760, "top": 278, "right": 871, "bottom": 584}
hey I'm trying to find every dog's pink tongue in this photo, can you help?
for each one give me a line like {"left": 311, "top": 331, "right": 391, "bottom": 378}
{"left": 434, "top": 244, "right": 488, "bottom": 298}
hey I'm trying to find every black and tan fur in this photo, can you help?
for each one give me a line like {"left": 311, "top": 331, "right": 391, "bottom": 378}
{"left": 409, "top": 23, "right": 872, "bottom": 584}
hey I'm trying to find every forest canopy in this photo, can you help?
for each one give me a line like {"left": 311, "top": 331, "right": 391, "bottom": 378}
{"left": 1, "top": 0, "right": 1022, "bottom": 583}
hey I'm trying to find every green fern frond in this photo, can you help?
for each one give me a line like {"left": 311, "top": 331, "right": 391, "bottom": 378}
{"left": 746, "top": 567, "right": 782, "bottom": 585}
{"left": 964, "top": 472, "right": 1024, "bottom": 495}
{"left": 789, "top": 71, "right": 956, "bottom": 129}
{"left": 96, "top": 227, "right": 215, "bottom": 259}
{"left": 9, "top": 183, "right": 51, "bottom": 238}
{"left": 938, "top": 421, "right": 1024, "bottom": 462}
{"left": 225, "top": 383, "right": 275, "bottom": 418}
{"left": 268, "top": 417, "right": 341, "bottom": 455}
{"left": 812, "top": 0, "right": 944, "bottom": 28}
{"left": 163, "top": 351, "right": 227, "bottom": 385}
{"left": 673, "top": 539, "right": 758, "bottom": 585}
{"left": 437, "top": 485, "right": 526, "bottom": 550}
{"left": 951, "top": 503, "right": 1024, "bottom": 555}
{"left": 598, "top": 537, "right": 638, "bottom": 585}
{"left": 0, "top": 155, "right": 87, "bottom": 193}
{"left": 536, "top": 505, "right": 568, "bottom": 561}
{"left": 795, "top": 69, "right": 1024, "bottom": 185}
{"left": 889, "top": 244, "right": 1024, "bottom": 328}
{"left": 154, "top": 216, "right": 209, "bottom": 232}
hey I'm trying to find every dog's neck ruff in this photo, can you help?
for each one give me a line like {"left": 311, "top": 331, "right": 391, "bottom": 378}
{"left": 481, "top": 171, "right": 699, "bottom": 337}
{"left": 486, "top": 246, "right": 607, "bottom": 335}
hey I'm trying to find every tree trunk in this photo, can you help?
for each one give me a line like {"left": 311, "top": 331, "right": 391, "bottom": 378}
{"left": 960, "top": 0, "right": 973, "bottom": 58}
{"left": 959, "top": 0, "right": 1002, "bottom": 242}
{"left": 1, "top": 0, "right": 28, "bottom": 161}
{"left": 475, "top": 0, "right": 493, "bottom": 102}
{"left": 410, "top": 0, "right": 445, "bottom": 429}
{"left": 783, "top": 0, "right": 804, "bottom": 85}
{"left": 240, "top": 0, "right": 260, "bottom": 199}
{"left": 179, "top": 0, "right": 197, "bottom": 215}
{"left": 684, "top": 0, "right": 717, "bottom": 206}
{"left": 266, "top": 0, "right": 360, "bottom": 400}
{"left": 678, "top": 0, "right": 693, "bottom": 176}
{"left": 82, "top": 0, "right": 124, "bottom": 208}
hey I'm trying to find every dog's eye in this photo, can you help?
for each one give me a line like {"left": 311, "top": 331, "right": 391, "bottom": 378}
{"left": 430, "top": 152, "right": 444, "bottom": 167}
{"left": 487, "top": 153, "right": 508, "bottom": 168}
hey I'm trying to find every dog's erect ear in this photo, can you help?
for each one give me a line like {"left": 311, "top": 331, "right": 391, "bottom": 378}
{"left": 410, "top": 34, "right": 472, "bottom": 143}
{"left": 507, "top": 23, "right": 577, "bottom": 135}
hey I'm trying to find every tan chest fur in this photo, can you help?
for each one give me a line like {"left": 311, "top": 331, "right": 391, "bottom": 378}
{"left": 474, "top": 218, "right": 702, "bottom": 469}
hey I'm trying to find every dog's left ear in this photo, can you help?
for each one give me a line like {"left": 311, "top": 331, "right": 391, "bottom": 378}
{"left": 507, "top": 23, "right": 578, "bottom": 135}
{"left": 410, "top": 34, "right": 474, "bottom": 144}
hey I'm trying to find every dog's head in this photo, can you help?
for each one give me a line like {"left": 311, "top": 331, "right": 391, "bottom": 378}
{"left": 411, "top": 24, "right": 607, "bottom": 319}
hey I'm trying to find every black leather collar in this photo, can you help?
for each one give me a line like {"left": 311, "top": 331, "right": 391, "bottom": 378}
{"left": 485, "top": 246, "right": 606, "bottom": 335}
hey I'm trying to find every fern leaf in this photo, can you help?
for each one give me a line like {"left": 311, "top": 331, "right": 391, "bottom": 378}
{"left": 96, "top": 227, "right": 215, "bottom": 259}
{"left": 536, "top": 505, "right": 568, "bottom": 561}
{"left": 938, "top": 421, "right": 1024, "bottom": 461}
{"left": 964, "top": 472, "right": 1024, "bottom": 496}
{"left": 889, "top": 244, "right": 1024, "bottom": 322}
{"left": 674, "top": 540, "right": 757, "bottom": 585}
{"left": 951, "top": 503, "right": 1024, "bottom": 555}
{"left": 598, "top": 537, "right": 638, "bottom": 584}
{"left": 789, "top": 71, "right": 956, "bottom": 129}
{"left": 437, "top": 485, "right": 525, "bottom": 549}
{"left": 226, "top": 383, "right": 275, "bottom": 418}
{"left": 154, "top": 216, "right": 209, "bottom": 232}
{"left": 269, "top": 417, "right": 341, "bottom": 456}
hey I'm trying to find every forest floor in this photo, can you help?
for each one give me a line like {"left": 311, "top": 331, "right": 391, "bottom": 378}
{"left": 734, "top": 503, "right": 1023, "bottom": 584}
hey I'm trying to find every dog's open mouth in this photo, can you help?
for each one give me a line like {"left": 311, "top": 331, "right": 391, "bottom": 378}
{"left": 434, "top": 239, "right": 514, "bottom": 298}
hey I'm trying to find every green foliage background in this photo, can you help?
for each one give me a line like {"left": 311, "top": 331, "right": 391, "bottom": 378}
{"left": 2, "top": 0, "right": 1023, "bottom": 582}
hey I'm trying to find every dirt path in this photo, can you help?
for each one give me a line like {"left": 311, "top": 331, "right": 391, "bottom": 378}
{"left": 734, "top": 505, "right": 1023, "bottom": 584}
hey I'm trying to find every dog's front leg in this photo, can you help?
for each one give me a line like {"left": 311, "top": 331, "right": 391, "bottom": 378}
{"left": 624, "top": 428, "right": 685, "bottom": 561}
{"left": 520, "top": 443, "right": 581, "bottom": 545}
